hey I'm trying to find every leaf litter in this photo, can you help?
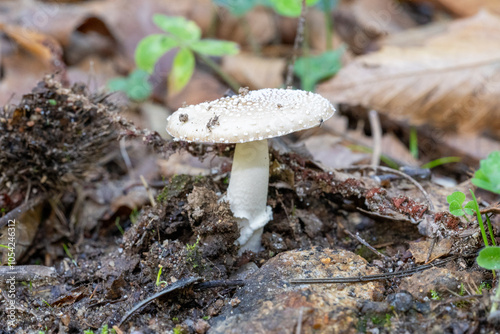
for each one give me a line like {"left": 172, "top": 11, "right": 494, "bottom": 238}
{"left": 0, "top": 0, "right": 499, "bottom": 333}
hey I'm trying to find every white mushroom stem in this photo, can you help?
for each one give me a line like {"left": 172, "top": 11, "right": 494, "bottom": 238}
{"left": 226, "top": 139, "right": 273, "bottom": 254}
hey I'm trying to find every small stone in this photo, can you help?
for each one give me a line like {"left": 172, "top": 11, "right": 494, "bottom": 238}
{"left": 387, "top": 291, "right": 414, "bottom": 312}
{"left": 320, "top": 257, "right": 331, "bottom": 265}
{"left": 194, "top": 319, "right": 211, "bottom": 334}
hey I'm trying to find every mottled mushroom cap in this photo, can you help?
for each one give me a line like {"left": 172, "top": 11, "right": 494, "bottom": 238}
{"left": 166, "top": 88, "right": 335, "bottom": 144}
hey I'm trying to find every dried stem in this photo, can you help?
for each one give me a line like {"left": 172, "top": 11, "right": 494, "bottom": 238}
{"left": 285, "top": 0, "right": 307, "bottom": 87}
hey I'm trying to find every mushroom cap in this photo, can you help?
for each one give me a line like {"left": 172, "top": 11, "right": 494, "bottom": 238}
{"left": 166, "top": 88, "right": 335, "bottom": 144}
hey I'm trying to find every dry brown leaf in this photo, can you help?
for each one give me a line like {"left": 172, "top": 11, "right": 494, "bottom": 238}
{"left": 318, "top": 10, "right": 500, "bottom": 135}
{"left": 412, "top": 0, "right": 500, "bottom": 17}
{"left": 408, "top": 238, "right": 453, "bottom": 263}
{"left": 167, "top": 69, "right": 228, "bottom": 110}
{"left": 222, "top": 52, "right": 286, "bottom": 89}
{"left": 217, "top": 6, "right": 276, "bottom": 46}
{"left": 0, "top": 23, "right": 63, "bottom": 67}
{"left": 333, "top": 0, "right": 417, "bottom": 53}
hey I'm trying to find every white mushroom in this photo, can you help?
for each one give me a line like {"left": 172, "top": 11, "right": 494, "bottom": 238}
{"left": 166, "top": 89, "right": 335, "bottom": 254}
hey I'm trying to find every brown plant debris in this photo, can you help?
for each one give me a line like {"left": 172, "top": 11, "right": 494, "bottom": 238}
{"left": 0, "top": 75, "right": 120, "bottom": 195}
{"left": 319, "top": 11, "right": 500, "bottom": 136}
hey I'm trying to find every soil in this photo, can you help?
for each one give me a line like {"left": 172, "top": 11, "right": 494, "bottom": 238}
{"left": 0, "top": 78, "right": 497, "bottom": 334}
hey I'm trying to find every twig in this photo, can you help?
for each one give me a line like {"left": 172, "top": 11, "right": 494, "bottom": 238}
{"left": 118, "top": 278, "right": 244, "bottom": 327}
{"left": 342, "top": 165, "right": 435, "bottom": 211}
{"left": 118, "top": 277, "right": 202, "bottom": 326}
{"left": 289, "top": 256, "right": 456, "bottom": 284}
{"left": 140, "top": 175, "right": 156, "bottom": 207}
{"left": 337, "top": 220, "right": 391, "bottom": 262}
{"left": 368, "top": 110, "right": 382, "bottom": 168}
{"left": 285, "top": 0, "right": 307, "bottom": 87}
{"left": 120, "top": 138, "right": 133, "bottom": 174}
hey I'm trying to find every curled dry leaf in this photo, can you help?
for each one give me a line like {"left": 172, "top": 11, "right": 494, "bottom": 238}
{"left": 0, "top": 23, "right": 63, "bottom": 68}
{"left": 318, "top": 11, "right": 500, "bottom": 136}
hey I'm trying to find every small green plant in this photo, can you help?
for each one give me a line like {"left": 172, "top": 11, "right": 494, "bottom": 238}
{"left": 135, "top": 15, "right": 239, "bottom": 95}
{"left": 156, "top": 264, "right": 168, "bottom": 287}
{"left": 115, "top": 217, "right": 125, "bottom": 235}
{"left": 172, "top": 317, "right": 179, "bottom": 322}
{"left": 107, "top": 69, "right": 152, "bottom": 101}
{"left": 294, "top": 48, "right": 344, "bottom": 91}
{"left": 471, "top": 151, "right": 500, "bottom": 194}
{"left": 446, "top": 191, "right": 475, "bottom": 221}
{"left": 459, "top": 282, "right": 466, "bottom": 296}
{"left": 214, "top": 0, "right": 320, "bottom": 17}
{"left": 62, "top": 243, "right": 77, "bottom": 266}
{"left": 129, "top": 208, "right": 140, "bottom": 224}
{"left": 476, "top": 247, "right": 500, "bottom": 320}
{"left": 83, "top": 330, "right": 94, "bottom": 334}
{"left": 186, "top": 236, "right": 201, "bottom": 269}
{"left": 173, "top": 326, "right": 183, "bottom": 334}
{"left": 430, "top": 289, "right": 440, "bottom": 301}
{"left": 476, "top": 282, "right": 491, "bottom": 295}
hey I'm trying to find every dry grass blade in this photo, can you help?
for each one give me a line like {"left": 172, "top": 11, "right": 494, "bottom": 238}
{"left": 318, "top": 10, "right": 500, "bottom": 136}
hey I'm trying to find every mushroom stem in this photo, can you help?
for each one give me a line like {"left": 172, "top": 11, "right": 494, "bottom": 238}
{"left": 226, "top": 139, "right": 272, "bottom": 254}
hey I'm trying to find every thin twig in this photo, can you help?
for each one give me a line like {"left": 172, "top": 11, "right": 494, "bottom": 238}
{"left": 338, "top": 220, "right": 391, "bottom": 262}
{"left": 289, "top": 256, "right": 456, "bottom": 284}
{"left": 118, "top": 277, "right": 202, "bottom": 326}
{"left": 285, "top": 0, "right": 307, "bottom": 87}
{"left": 368, "top": 110, "right": 382, "bottom": 168}
{"left": 120, "top": 138, "right": 133, "bottom": 173}
{"left": 342, "top": 165, "right": 435, "bottom": 211}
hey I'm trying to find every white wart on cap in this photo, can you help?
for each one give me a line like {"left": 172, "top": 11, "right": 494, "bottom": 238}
{"left": 166, "top": 88, "right": 335, "bottom": 143}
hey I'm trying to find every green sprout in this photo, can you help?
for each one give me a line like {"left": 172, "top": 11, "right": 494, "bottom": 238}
{"left": 115, "top": 217, "right": 125, "bottom": 235}
{"left": 62, "top": 243, "right": 78, "bottom": 266}
{"left": 186, "top": 236, "right": 201, "bottom": 269}
{"left": 430, "top": 290, "right": 440, "bottom": 301}
{"left": 156, "top": 264, "right": 168, "bottom": 287}
{"left": 107, "top": 69, "right": 152, "bottom": 101}
{"left": 135, "top": 15, "right": 240, "bottom": 95}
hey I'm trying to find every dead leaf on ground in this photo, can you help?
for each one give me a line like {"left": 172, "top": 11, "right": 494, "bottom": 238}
{"left": 217, "top": 6, "right": 276, "bottom": 47}
{"left": 408, "top": 238, "right": 453, "bottom": 263}
{"left": 0, "top": 23, "right": 63, "bottom": 68}
{"left": 412, "top": 0, "right": 500, "bottom": 17}
{"left": 319, "top": 10, "right": 500, "bottom": 137}
{"left": 333, "top": 0, "right": 417, "bottom": 54}
{"left": 222, "top": 52, "right": 286, "bottom": 89}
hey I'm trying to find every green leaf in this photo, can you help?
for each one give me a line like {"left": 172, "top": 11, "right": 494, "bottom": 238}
{"left": 107, "top": 69, "right": 152, "bottom": 101}
{"left": 153, "top": 15, "right": 201, "bottom": 42}
{"left": 463, "top": 200, "right": 476, "bottom": 216}
{"left": 168, "top": 48, "right": 195, "bottom": 95}
{"left": 213, "top": 0, "right": 262, "bottom": 16}
{"left": 190, "top": 39, "right": 240, "bottom": 56}
{"left": 449, "top": 201, "right": 465, "bottom": 216}
{"left": 135, "top": 34, "right": 178, "bottom": 73}
{"left": 446, "top": 191, "right": 465, "bottom": 206}
{"left": 471, "top": 151, "right": 500, "bottom": 194}
{"left": 476, "top": 246, "right": 500, "bottom": 270}
{"left": 269, "top": 0, "right": 320, "bottom": 17}
{"left": 294, "top": 48, "right": 344, "bottom": 91}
